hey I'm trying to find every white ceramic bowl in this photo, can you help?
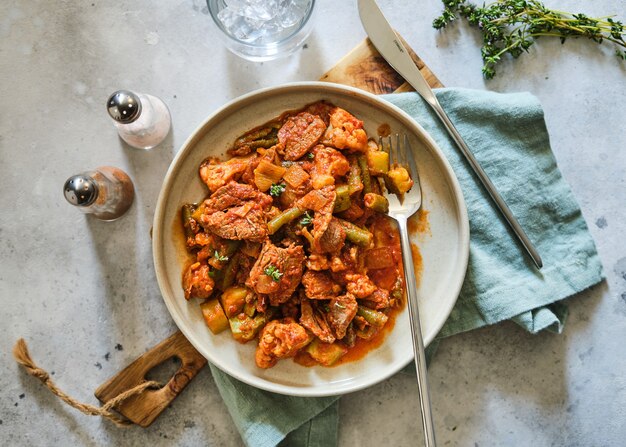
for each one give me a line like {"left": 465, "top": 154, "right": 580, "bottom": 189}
{"left": 153, "top": 82, "right": 469, "bottom": 396}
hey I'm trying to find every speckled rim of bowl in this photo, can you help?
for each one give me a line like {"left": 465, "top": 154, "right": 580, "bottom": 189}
{"left": 152, "top": 81, "right": 469, "bottom": 396}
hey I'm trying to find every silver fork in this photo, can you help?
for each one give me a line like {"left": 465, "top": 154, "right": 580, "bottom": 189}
{"left": 380, "top": 134, "right": 436, "bottom": 447}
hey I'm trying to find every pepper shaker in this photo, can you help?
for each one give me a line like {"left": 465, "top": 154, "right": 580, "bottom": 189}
{"left": 63, "top": 166, "right": 135, "bottom": 221}
{"left": 107, "top": 90, "right": 171, "bottom": 149}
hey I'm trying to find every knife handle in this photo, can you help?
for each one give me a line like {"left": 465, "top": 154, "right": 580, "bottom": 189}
{"left": 430, "top": 99, "right": 543, "bottom": 269}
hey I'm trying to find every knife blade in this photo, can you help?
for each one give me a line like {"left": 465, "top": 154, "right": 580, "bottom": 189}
{"left": 358, "top": 0, "right": 543, "bottom": 270}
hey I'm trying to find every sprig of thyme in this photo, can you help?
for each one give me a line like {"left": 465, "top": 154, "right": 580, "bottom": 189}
{"left": 269, "top": 183, "right": 286, "bottom": 197}
{"left": 433, "top": 0, "right": 626, "bottom": 78}
{"left": 264, "top": 265, "right": 283, "bottom": 282}
{"left": 299, "top": 211, "right": 313, "bottom": 226}
{"left": 213, "top": 250, "right": 228, "bottom": 262}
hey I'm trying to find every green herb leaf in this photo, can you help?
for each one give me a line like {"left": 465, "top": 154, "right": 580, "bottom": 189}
{"left": 299, "top": 211, "right": 313, "bottom": 226}
{"left": 307, "top": 152, "right": 315, "bottom": 159}
{"left": 433, "top": 0, "right": 626, "bottom": 78}
{"left": 213, "top": 250, "right": 228, "bottom": 262}
{"left": 269, "top": 183, "right": 286, "bottom": 197}
{"left": 264, "top": 265, "right": 283, "bottom": 282}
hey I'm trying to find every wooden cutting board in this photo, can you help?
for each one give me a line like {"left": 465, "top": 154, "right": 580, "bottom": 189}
{"left": 95, "top": 37, "right": 443, "bottom": 427}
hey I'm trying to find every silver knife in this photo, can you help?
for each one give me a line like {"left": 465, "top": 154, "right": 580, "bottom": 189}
{"left": 358, "top": 0, "right": 543, "bottom": 270}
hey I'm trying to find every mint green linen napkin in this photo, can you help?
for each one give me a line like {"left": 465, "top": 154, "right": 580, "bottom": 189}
{"left": 208, "top": 88, "right": 604, "bottom": 447}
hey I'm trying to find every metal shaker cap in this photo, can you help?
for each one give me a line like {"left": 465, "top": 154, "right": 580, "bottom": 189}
{"left": 64, "top": 174, "right": 98, "bottom": 206}
{"left": 107, "top": 90, "right": 142, "bottom": 124}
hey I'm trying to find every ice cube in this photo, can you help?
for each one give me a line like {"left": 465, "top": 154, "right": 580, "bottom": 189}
{"left": 275, "top": 0, "right": 308, "bottom": 28}
{"left": 217, "top": 0, "right": 312, "bottom": 44}
{"left": 225, "top": 0, "right": 280, "bottom": 21}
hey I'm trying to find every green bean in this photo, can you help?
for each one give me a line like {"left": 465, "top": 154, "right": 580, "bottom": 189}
{"left": 223, "top": 240, "right": 242, "bottom": 258}
{"left": 334, "top": 185, "right": 352, "bottom": 213}
{"left": 390, "top": 277, "right": 404, "bottom": 306}
{"left": 363, "top": 193, "right": 389, "bottom": 213}
{"left": 235, "top": 122, "right": 280, "bottom": 145}
{"left": 181, "top": 203, "right": 198, "bottom": 243}
{"left": 347, "top": 160, "right": 363, "bottom": 193}
{"left": 267, "top": 207, "right": 305, "bottom": 234}
{"left": 355, "top": 325, "right": 378, "bottom": 340}
{"left": 357, "top": 155, "right": 372, "bottom": 194}
{"left": 357, "top": 306, "right": 389, "bottom": 328}
{"left": 243, "top": 137, "right": 278, "bottom": 149}
{"left": 336, "top": 218, "right": 373, "bottom": 247}
{"left": 232, "top": 122, "right": 281, "bottom": 153}
{"left": 221, "top": 253, "right": 240, "bottom": 290}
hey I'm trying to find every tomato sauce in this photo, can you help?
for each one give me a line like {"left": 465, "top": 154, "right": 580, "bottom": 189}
{"left": 408, "top": 208, "right": 430, "bottom": 236}
{"left": 334, "top": 307, "right": 399, "bottom": 365}
{"left": 377, "top": 123, "right": 391, "bottom": 137}
{"left": 411, "top": 242, "right": 423, "bottom": 284}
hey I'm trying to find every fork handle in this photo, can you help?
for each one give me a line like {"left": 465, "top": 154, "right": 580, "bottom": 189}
{"left": 429, "top": 100, "right": 543, "bottom": 269}
{"left": 397, "top": 216, "right": 437, "bottom": 447}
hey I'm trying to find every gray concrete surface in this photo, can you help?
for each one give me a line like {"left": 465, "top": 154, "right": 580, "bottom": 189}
{"left": 1, "top": 1, "right": 624, "bottom": 446}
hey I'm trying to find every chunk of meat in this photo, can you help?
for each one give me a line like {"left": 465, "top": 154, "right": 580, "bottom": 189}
{"left": 277, "top": 112, "right": 326, "bottom": 160}
{"left": 255, "top": 318, "right": 312, "bottom": 369}
{"left": 302, "top": 270, "right": 342, "bottom": 299}
{"left": 317, "top": 218, "right": 346, "bottom": 254}
{"left": 182, "top": 263, "right": 214, "bottom": 299}
{"left": 328, "top": 293, "right": 358, "bottom": 339}
{"left": 295, "top": 186, "right": 337, "bottom": 254}
{"left": 199, "top": 155, "right": 255, "bottom": 192}
{"left": 197, "top": 182, "right": 273, "bottom": 242}
{"left": 304, "top": 101, "right": 335, "bottom": 125}
{"left": 309, "top": 145, "right": 350, "bottom": 189}
{"left": 361, "top": 288, "right": 390, "bottom": 310}
{"left": 300, "top": 299, "right": 335, "bottom": 343}
{"left": 246, "top": 242, "right": 306, "bottom": 306}
{"left": 344, "top": 273, "right": 378, "bottom": 298}
{"left": 280, "top": 296, "right": 301, "bottom": 320}
{"left": 322, "top": 107, "right": 368, "bottom": 152}
{"left": 296, "top": 186, "right": 340, "bottom": 254}
{"left": 201, "top": 202, "right": 268, "bottom": 242}
{"left": 239, "top": 156, "right": 261, "bottom": 186}
{"left": 202, "top": 181, "right": 272, "bottom": 213}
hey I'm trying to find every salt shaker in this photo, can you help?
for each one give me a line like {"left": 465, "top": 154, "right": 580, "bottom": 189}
{"left": 107, "top": 90, "right": 171, "bottom": 149}
{"left": 63, "top": 166, "right": 135, "bottom": 221}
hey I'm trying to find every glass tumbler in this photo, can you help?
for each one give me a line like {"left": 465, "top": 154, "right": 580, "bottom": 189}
{"left": 206, "top": 0, "right": 316, "bottom": 61}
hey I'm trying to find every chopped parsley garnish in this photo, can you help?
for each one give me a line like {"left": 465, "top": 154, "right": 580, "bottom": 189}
{"left": 307, "top": 152, "right": 315, "bottom": 159}
{"left": 213, "top": 250, "right": 228, "bottom": 262}
{"left": 269, "top": 183, "right": 286, "bottom": 197}
{"left": 299, "top": 211, "right": 313, "bottom": 226}
{"left": 264, "top": 265, "right": 283, "bottom": 282}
